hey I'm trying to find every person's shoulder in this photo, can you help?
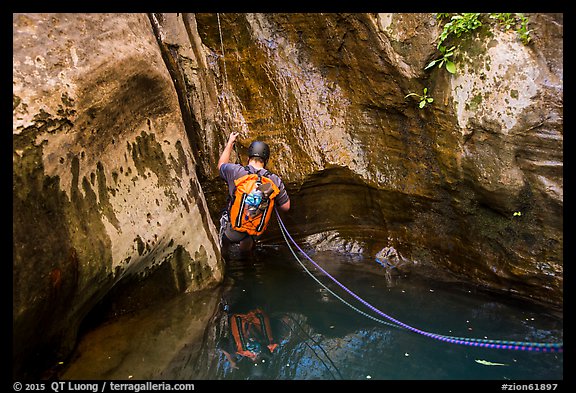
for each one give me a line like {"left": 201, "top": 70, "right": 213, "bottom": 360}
{"left": 221, "top": 162, "right": 238, "bottom": 169}
{"left": 266, "top": 171, "right": 284, "bottom": 184}
{"left": 221, "top": 162, "right": 243, "bottom": 173}
{"left": 267, "top": 172, "right": 288, "bottom": 194}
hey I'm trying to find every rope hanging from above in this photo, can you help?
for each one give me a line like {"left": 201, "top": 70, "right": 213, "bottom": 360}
{"left": 216, "top": 13, "right": 242, "bottom": 163}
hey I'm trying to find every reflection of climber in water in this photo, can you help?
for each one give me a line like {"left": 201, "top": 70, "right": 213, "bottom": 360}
{"left": 214, "top": 302, "right": 344, "bottom": 380}
{"left": 218, "top": 306, "right": 279, "bottom": 370}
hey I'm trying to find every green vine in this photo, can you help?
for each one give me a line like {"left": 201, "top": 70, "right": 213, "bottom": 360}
{"left": 425, "top": 45, "right": 456, "bottom": 74}
{"left": 428, "top": 13, "right": 533, "bottom": 75}
{"left": 406, "top": 13, "right": 533, "bottom": 109}
{"left": 437, "top": 12, "right": 483, "bottom": 49}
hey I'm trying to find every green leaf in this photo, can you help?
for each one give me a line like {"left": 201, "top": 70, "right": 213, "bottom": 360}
{"left": 445, "top": 61, "right": 456, "bottom": 74}
{"left": 475, "top": 359, "right": 508, "bottom": 366}
{"left": 427, "top": 98, "right": 434, "bottom": 103}
{"left": 419, "top": 100, "right": 426, "bottom": 109}
{"left": 425, "top": 59, "right": 438, "bottom": 70}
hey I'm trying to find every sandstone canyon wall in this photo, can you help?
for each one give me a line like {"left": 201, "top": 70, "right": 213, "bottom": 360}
{"left": 12, "top": 13, "right": 562, "bottom": 379}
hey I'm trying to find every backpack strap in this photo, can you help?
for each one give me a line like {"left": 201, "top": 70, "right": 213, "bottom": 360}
{"left": 227, "top": 165, "right": 274, "bottom": 211}
{"left": 226, "top": 166, "right": 253, "bottom": 210}
{"left": 245, "top": 165, "right": 273, "bottom": 179}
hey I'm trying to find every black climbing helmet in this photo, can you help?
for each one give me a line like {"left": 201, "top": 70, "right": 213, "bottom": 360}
{"left": 248, "top": 141, "right": 270, "bottom": 163}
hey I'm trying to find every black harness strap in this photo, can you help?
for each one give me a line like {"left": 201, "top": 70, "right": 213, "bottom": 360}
{"left": 234, "top": 193, "right": 248, "bottom": 228}
{"left": 256, "top": 312, "right": 273, "bottom": 344}
{"left": 235, "top": 315, "right": 248, "bottom": 351}
{"left": 256, "top": 203, "right": 270, "bottom": 232}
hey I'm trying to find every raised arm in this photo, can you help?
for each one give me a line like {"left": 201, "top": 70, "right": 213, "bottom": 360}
{"left": 218, "top": 132, "right": 240, "bottom": 170}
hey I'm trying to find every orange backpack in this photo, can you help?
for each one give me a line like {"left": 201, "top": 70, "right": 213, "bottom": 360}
{"left": 229, "top": 167, "right": 280, "bottom": 237}
{"left": 229, "top": 308, "right": 278, "bottom": 359}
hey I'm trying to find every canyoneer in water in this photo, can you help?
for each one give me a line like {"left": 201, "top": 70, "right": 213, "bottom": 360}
{"left": 218, "top": 132, "right": 290, "bottom": 252}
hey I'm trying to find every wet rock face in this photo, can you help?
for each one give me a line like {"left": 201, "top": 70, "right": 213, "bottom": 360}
{"left": 13, "top": 12, "right": 562, "bottom": 379}
{"left": 187, "top": 13, "right": 562, "bottom": 305}
{"left": 13, "top": 13, "right": 223, "bottom": 379}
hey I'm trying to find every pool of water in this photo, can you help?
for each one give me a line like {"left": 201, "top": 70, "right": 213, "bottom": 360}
{"left": 59, "top": 242, "right": 563, "bottom": 381}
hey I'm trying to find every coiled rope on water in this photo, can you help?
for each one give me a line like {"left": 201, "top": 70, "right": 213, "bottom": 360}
{"left": 275, "top": 210, "right": 563, "bottom": 353}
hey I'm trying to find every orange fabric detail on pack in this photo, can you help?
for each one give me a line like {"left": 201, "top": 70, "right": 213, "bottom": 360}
{"left": 229, "top": 308, "right": 278, "bottom": 359}
{"left": 228, "top": 173, "right": 280, "bottom": 236}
